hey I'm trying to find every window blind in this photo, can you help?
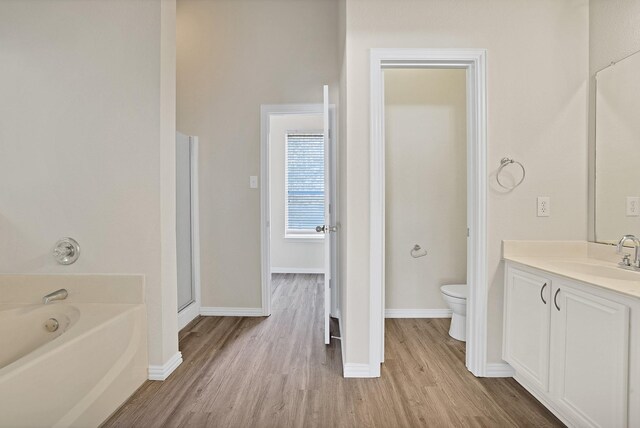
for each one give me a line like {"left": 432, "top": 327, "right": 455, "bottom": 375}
{"left": 286, "top": 133, "right": 324, "bottom": 232}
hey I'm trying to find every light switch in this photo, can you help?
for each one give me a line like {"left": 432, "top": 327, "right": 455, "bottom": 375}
{"left": 627, "top": 196, "right": 640, "bottom": 216}
{"left": 249, "top": 176, "right": 258, "bottom": 189}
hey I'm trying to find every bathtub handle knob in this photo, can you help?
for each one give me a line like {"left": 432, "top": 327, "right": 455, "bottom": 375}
{"left": 53, "top": 238, "right": 80, "bottom": 265}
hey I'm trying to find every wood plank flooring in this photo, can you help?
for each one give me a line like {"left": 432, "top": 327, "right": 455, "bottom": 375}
{"left": 103, "top": 273, "right": 563, "bottom": 427}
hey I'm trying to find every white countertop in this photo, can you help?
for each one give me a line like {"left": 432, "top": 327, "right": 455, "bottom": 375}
{"left": 504, "top": 256, "right": 640, "bottom": 298}
{"left": 503, "top": 241, "right": 640, "bottom": 300}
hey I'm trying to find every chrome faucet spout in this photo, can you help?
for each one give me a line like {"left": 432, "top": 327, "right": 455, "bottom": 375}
{"left": 42, "top": 289, "right": 68, "bottom": 305}
{"left": 617, "top": 235, "right": 640, "bottom": 269}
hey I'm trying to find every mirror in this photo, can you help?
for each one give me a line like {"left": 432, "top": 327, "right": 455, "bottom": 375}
{"left": 594, "top": 50, "right": 640, "bottom": 244}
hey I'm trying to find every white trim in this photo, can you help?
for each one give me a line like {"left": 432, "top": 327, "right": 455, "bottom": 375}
{"left": 199, "top": 307, "right": 264, "bottom": 317}
{"left": 271, "top": 267, "right": 325, "bottom": 274}
{"left": 177, "top": 135, "right": 201, "bottom": 332}
{"left": 178, "top": 302, "right": 199, "bottom": 330}
{"left": 284, "top": 233, "right": 324, "bottom": 241}
{"left": 343, "top": 363, "right": 378, "bottom": 378}
{"left": 384, "top": 309, "right": 452, "bottom": 318}
{"left": 148, "top": 351, "right": 182, "bottom": 381}
{"left": 329, "top": 99, "right": 339, "bottom": 319}
{"left": 514, "top": 374, "right": 574, "bottom": 427}
{"left": 340, "top": 318, "right": 347, "bottom": 373}
{"left": 485, "top": 363, "right": 515, "bottom": 378}
{"left": 191, "top": 137, "right": 201, "bottom": 318}
{"left": 261, "top": 104, "right": 324, "bottom": 317}
{"left": 369, "top": 48, "right": 488, "bottom": 378}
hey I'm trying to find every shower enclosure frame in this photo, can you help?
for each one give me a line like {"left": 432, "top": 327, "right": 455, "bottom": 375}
{"left": 177, "top": 134, "right": 201, "bottom": 331}
{"left": 369, "top": 48, "right": 499, "bottom": 378}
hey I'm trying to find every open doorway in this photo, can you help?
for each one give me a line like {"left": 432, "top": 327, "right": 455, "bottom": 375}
{"left": 269, "top": 115, "right": 325, "bottom": 275}
{"left": 370, "top": 49, "right": 489, "bottom": 377}
{"left": 260, "top": 99, "right": 339, "bottom": 344}
{"left": 384, "top": 68, "right": 468, "bottom": 320}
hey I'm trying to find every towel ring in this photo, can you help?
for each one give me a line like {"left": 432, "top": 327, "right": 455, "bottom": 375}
{"left": 496, "top": 157, "right": 525, "bottom": 190}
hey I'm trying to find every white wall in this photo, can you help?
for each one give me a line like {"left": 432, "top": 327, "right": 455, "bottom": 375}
{"left": 177, "top": 0, "right": 339, "bottom": 309}
{"left": 340, "top": 0, "right": 589, "bottom": 366}
{"left": 0, "top": 0, "right": 179, "bottom": 367}
{"left": 269, "top": 114, "right": 324, "bottom": 272}
{"left": 384, "top": 69, "right": 467, "bottom": 311}
{"left": 589, "top": 0, "right": 640, "bottom": 78}
{"left": 588, "top": 0, "right": 640, "bottom": 241}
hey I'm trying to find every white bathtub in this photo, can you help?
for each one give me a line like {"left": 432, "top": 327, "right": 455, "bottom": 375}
{"left": 0, "top": 303, "right": 80, "bottom": 369}
{"left": 0, "top": 275, "right": 148, "bottom": 428}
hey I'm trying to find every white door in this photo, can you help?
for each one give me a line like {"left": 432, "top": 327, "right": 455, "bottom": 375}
{"left": 503, "top": 267, "right": 552, "bottom": 392}
{"left": 315, "top": 85, "right": 333, "bottom": 345}
{"left": 550, "top": 282, "right": 629, "bottom": 427}
{"left": 176, "top": 132, "right": 194, "bottom": 311}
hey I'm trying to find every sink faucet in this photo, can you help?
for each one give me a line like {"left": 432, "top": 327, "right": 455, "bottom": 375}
{"left": 617, "top": 235, "right": 640, "bottom": 269}
{"left": 42, "top": 289, "right": 68, "bottom": 304}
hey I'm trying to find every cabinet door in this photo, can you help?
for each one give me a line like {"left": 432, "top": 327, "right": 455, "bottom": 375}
{"left": 504, "top": 267, "right": 552, "bottom": 391}
{"left": 551, "top": 282, "right": 629, "bottom": 428}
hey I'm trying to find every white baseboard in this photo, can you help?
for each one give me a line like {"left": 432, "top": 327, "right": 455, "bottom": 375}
{"left": 514, "top": 373, "right": 573, "bottom": 427}
{"left": 338, "top": 316, "right": 380, "bottom": 379}
{"left": 343, "top": 363, "right": 379, "bottom": 378}
{"left": 484, "top": 362, "right": 515, "bottom": 377}
{"left": 271, "top": 267, "right": 324, "bottom": 274}
{"left": 384, "top": 308, "right": 452, "bottom": 318}
{"left": 200, "top": 307, "right": 264, "bottom": 317}
{"left": 148, "top": 351, "right": 182, "bottom": 381}
{"left": 178, "top": 302, "right": 199, "bottom": 331}
{"left": 339, "top": 314, "right": 347, "bottom": 374}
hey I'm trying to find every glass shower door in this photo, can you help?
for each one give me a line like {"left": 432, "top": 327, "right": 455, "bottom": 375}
{"left": 177, "top": 132, "right": 195, "bottom": 311}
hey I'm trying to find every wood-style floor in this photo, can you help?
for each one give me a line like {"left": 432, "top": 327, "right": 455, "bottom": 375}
{"left": 103, "top": 273, "right": 563, "bottom": 427}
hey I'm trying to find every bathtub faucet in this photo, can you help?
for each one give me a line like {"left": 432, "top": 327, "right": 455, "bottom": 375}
{"left": 42, "top": 289, "right": 68, "bottom": 305}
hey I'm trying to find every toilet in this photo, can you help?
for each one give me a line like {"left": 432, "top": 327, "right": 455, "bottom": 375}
{"left": 440, "top": 284, "right": 468, "bottom": 342}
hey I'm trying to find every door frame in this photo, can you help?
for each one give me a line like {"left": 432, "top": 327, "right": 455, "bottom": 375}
{"left": 260, "top": 104, "right": 338, "bottom": 317}
{"left": 177, "top": 135, "right": 202, "bottom": 331}
{"left": 369, "top": 48, "right": 489, "bottom": 377}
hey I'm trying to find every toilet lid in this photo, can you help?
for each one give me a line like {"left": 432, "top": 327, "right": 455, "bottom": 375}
{"left": 441, "top": 284, "right": 468, "bottom": 299}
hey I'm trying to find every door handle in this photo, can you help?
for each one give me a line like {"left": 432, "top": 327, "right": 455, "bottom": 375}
{"left": 315, "top": 225, "right": 337, "bottom": 233}
{"left": 554, "top": 288, "right": 561, "bottom": 311}
{"left": 540, "top": 283, "right": 547, "bottom": 304}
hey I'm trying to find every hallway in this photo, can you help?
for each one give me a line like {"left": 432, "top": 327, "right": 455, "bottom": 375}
{"left": 103, "top": 274, "right": 561, "bottom": 427}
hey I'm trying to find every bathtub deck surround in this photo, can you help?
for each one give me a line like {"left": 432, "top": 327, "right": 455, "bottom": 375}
{"left": 0, "top": 274, "right": 148, "bottom": 427}
{"left": 502, "top": 240, "right": 640, "bottom": 426}
{"left": 0, "top": 274, "right": 145, "bottom": 305}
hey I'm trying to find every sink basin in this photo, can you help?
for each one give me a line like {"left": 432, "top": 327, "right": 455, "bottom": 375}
{"left": 548, "top": 261, "right": 640, "bottom": 282}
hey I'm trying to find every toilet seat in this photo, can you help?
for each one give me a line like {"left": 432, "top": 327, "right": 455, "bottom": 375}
{"left": 441, "top": 284, "right": 467, "bottom": 299}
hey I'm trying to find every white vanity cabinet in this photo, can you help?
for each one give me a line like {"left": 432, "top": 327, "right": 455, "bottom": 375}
{"left": 504, "top": 263, "right": 635, "bottom": 428}
{"left": 503, "top": 268, "right": 551, "bottom": 392}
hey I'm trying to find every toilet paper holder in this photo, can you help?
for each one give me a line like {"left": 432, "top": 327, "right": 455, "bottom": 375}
{"left": 410, "top": 244, "right": 428, "bottom": 258}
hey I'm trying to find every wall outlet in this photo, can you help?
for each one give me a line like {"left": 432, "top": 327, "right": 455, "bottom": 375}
{"left": 537, "top": 196, "right": 550, "bottom": 217}
{"left": 249, "top": 175, "right": 258, "bottom": 189}
{"left": 627, "top": 196, "right": 640, "bottom": 217}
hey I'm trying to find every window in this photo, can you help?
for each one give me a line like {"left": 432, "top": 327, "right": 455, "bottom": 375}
{"left": 285, "top": 132, "right": 324, "bottom": 238}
